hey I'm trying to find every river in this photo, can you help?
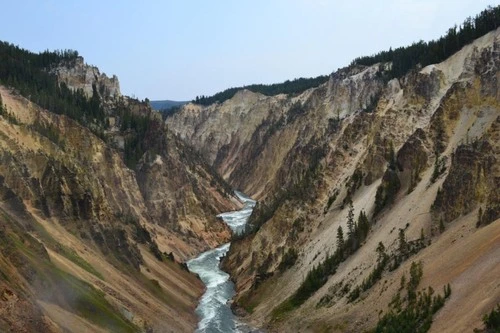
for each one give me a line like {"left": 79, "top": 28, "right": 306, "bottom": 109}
{"left": 187, "top": 191, "right": 256, "bottom": 333}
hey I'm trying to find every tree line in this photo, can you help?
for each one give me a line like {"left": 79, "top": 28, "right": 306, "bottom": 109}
{"left": 272, "top": 202, "right": 371, "bottom": 319}
{"left": 0, "top": 41, "right": 105, "bottom": 130}
{"left": 375, "top": 262, "right": 451, "bottom": 333}
{"left": 193, "top": 75, "right": 329, "bottom": 106}
{"left": 194, "top": 6, "right": 500, "bottom": 107}
{"left": 351, "top": 5, "right": 500, "bottom": 78}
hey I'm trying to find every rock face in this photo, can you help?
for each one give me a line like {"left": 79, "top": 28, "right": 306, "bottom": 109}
{"left": 135, "top": 132, "right": 235, "bottom": 258}
{"left": 51, "top": 56, "right": 121, "bottom": 99}
{"left": 167, "top": 28, "right": 500, "bottom": 332}
{"left": 167, "top": 64, "right": 386, "bottom": 200}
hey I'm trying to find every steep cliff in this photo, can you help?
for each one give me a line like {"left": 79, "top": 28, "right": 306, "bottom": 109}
{"left": 51, "top": 56, "right": 121, "bottom": 100}
{"left": 167, "top": 27, "right": 500, "bottom": 332}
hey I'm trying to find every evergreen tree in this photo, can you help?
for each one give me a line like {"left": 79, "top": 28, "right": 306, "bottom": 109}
{"left": 352, "top": 5, "right": 500, "bottom": 80}
{"left": 336, "top": 226, "right": 344, "bottom": 252}
{"left": 398, "top": 228, "right": 408, "bottom": 256}
{"left": 376, "top": 242, "right": 386, "bottom": 265}
{"left": 193, "top": 75, "right": 329, "bottom": 106}
{"left": 347, "top": 200, "right": 355, "bottom": 239}
{"left": 482, "top": 304, "right": 500, "bottom": 330}
{"left": 356, "top": 210, "right": 370, "bottom": 241}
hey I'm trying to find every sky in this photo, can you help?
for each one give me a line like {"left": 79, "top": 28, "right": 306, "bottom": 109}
{"left": 0, "top": 0, "right": 497, "bottom": 101}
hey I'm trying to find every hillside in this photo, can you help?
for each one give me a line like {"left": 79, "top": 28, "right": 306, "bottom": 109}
{"left": 0, "top": 46, "right": 240, "bottom": 332}
{"left": 166, "top": 22, "right": 500, "bottom": 332}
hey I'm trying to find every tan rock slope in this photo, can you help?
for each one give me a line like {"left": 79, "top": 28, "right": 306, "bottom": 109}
{"left": 167, "top": 27, "right": 500, "bottom": 332}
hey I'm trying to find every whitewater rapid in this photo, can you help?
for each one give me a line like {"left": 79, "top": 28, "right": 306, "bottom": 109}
{"left": 187, "top": 191, "right": 256, "bottom": 333}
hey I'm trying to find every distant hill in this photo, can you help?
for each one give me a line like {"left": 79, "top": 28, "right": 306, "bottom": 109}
{"left": 150, "top": 100, "right": 187, "bottom": 111}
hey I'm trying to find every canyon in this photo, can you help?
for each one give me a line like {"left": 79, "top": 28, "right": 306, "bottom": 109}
{"left": 0, "top": 11, "right": 499, "bottom": 333}
{"left": 167, "top": 27, "right": 500, "bottom": 332}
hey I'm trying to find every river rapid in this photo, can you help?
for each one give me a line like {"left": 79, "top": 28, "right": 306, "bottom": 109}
{"left": 187, "top": 191, "right": 256, "bottom": 333}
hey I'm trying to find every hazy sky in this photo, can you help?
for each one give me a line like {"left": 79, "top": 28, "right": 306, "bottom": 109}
{"left": 0, "top": 1, "right": 496, "bottom": 100}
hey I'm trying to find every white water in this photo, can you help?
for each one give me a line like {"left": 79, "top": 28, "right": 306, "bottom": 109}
{"left": 187, "top": 191, "right": 256, "bottom": 333}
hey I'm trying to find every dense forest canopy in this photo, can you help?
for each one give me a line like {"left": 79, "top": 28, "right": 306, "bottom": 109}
{"left": 0, "top": 42, "right": 105, "bottom": 128}
{"left": 193, "top": 75, "right": 329, "bottom": 106}
{"left": 194, "top": 5, "right": 500, "bottom": 107}
{"left": 351, "top": 5, "right": 500, "bottom": 78}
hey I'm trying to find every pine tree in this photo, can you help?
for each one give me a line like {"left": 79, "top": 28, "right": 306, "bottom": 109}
{"left": 357, "top": 211, "right": 370, "bottom": 241}
{"left": 399, "top": 274, "right": 406, "bottom": 291}
{"left": 347, "top": 200, "right": 355, "bottom": 238}
{"left": 337, "top": 226, "right": 344, "bottom": 252}
{"left": 376, "top": 242, "right": 386, "bottom": 265}
{"left": 444, "top": 283, "right": 452, "bottom": 298}
{"left": 398, "top": 229, "right": 407, "bottom": 256}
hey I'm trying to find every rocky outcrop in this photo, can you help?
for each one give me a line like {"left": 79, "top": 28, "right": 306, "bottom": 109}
{"left": 432, "top": 136, "right": 499, "bottom": 226}
{"left": 51, "top": 56, "right": 121, "bottom": 99}
{"left": 136, "top": 133, "right": 234, "bottom": 257}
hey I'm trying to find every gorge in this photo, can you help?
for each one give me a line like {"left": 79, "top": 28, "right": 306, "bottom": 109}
{"left": 187, "top": 191, "right": 256, "bottom": 332}
{"left": 0, "top": 5, "right": 499, "bottom": 333}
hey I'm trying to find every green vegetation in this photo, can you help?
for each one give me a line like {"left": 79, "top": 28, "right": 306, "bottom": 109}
{"left": 57, "top": 245, "right": 105, "bottom": 280}
{"left": 160, "top": 105, "right": 182, "bottom": 120}
{"left": 47, "top": 267, "right": 138, "bottom": 332}
{"left": 115, "top": 103, "right": 159, "bottom": 169}
{"left": 348, "top": 241, "right": 389, "bottom": 302}
{"left": 374, "top": 142, "right": 402, "bottom": 215}
{"left": 27, "top": 219, "right": 104, "bottom": 280}
{"left": 194, "top": 75, "right": 329, "bottom": 106}
{"left": 390, "top": 228, "right": 427, "bottom": 271}
{"left": 407, "top": 153, "right": 426, "bottom": 194}
{"left": 439, "top": 218, "right": 445, "bottom": 233}
{"left": 474, "top": 304, "right": 500, "bottom": 332}
{"left": 362, "top": 92, "right": 382, "bottom": 113}
{"left": 342, "top": 168, "right": 364, "bottom": 208}
{"left": 352, "top": 6, "right": 500, "bottom": 78}
{"left": 374, "top": 169, "right": 401, "bottom": 216}
{"left": 0, "top": 42, "right": 106, "bottom": 130}
{"left": 375, "top": 262, "right": 451, "bottom": 333}
{"left": 0, "top": 93, "right": 19, "bottom": 124}
{"left": 430, "top": 154, "right": 446, "bottom": 183}
{"left": 196, "top": 6, "right": 500, "bottom": 108}
{"left": 272, "top": 209, "right": 371, "bottom": 319}
{"left": 324, "top": 189, "right": 339, "bottom": 213}
{"left": 476, "top": 203, "right": 499, "bottom": 228}
{"left": 244, "top": 141, "right": 327, "bottom": 235}
{"left": 278, "top": 248, "right": 298, "bottom": 272}
{"left": 348, "top": 228, "right": 427, "bottom": 302}
{"left": 29, "top": 120, "right": 65, "bottom": 147}
{"left": 286, "top": 101, "right": 307, "bottom": 123}
{"left": 0, "top": 212, "right": 137, "bottom": 332}
{"left": 0, "top": 40, "right": 167, "bottom": 171}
